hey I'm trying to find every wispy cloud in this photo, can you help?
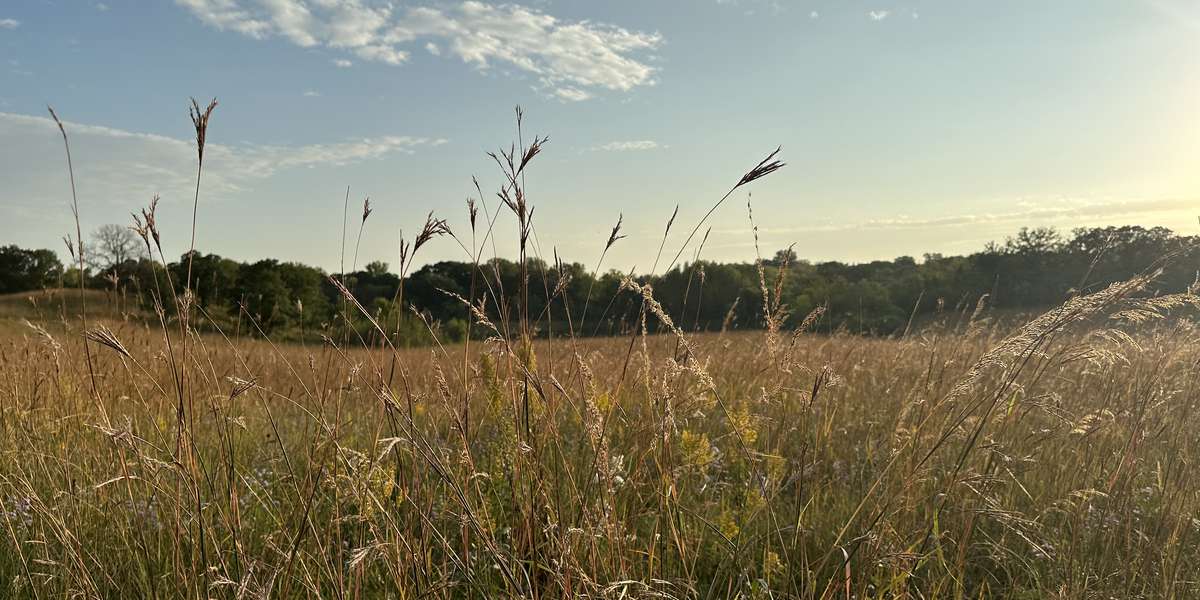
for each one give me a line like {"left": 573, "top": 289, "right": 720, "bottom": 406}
{"left": 0, "top": 18, "right": 20, "bottom": 29}
{"left": 868, "top": 10, "right": 890, "bottom": 21}
{"left": 554, "top": 87, "right": 592, "bottom": 102}
{"left": 0, "top": 111, "right": 445, "bottom": 215}
{"left": 175, "top": 0, "right": 662, "bottom": 101}
{"left": 593, "top": 140, "right": 663, "bottom": 152}
{"left": 302, "top": 89, "right": 320, "bottom": 97}
{"left": 332, "top": 58, "right": 353, "bottom": 67}
{"left": 709, "top": 197, "right": 1199, "bottom": 237}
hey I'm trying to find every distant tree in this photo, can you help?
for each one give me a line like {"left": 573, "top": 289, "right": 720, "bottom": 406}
{"left": 364, "top": 260, "right": 390, "bottom": 275}
{"left": 0, "top": 246, "right": 63, "bottom": 292}
{"left": 90, "top": 224, "right": 139, "bottom": 273}
{"left": 177, "top": 251, "right": 240, "bottom": 308}
{"left": 1005, "top": 227, "right": 1062, "bottom": 255}
{"left": 278, "top": 262, "right": 331, "bottom": 326}
{"left": 27, "top": 223, "right": 1190, "bottom": 340}
{"left": 237, "top": 260, "right": 291, "bottom": 330}
{"left": 768, "top": 247, "right": 798, "bottom": 266}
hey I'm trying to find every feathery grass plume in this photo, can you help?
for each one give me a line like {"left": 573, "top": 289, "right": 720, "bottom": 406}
{"left": 578, "top": 212, "right": 629, "bottom": 335}
{"left": 350, "top": 195, "right": 374, "bottom": 273}
{"left": 24, "top": 319, "right": 62, "bottom": 354}
{"left": 130, "top": 195, "right": 162, "bottom": 255}
{"left": 225, "top": 376, "right": 258, "bottom": 399}
{"left": 184, "top": 97, "right": 216, "bottom": 299}
{"left": 414, "top": 211, "right": 451, "bottom": 254}
{"left": 441, "top": 288, "right": 501, "bottom": 337}
{"left": 85, "top": 325, "right": 132, "bottom": 359}
{"left": 650, "top": 204, "right": 680, "bottom": 274}
{"left": 666, "top": 147, "right": 785, "bottom": 273}
{"left": 948, "top": 270, "right": 1157, "bottom": 402}
{"left": 188, "top": 97, "right": 218, "bottom": 163}
{"left": 606, "top": 213, "right": 626, "bottom": 251}
{"left": 747, "top": 195, "right": 788, "bottom": 359}
{"left": 550, "top": 250, "right": 572, "bottom": 300}
{"left": 62, "top": 235, "right": 77, "bottom": 262}
{"left": 399, "top": 212, "right": 451, "bottom": 277}
{"left": 738, "top": 145, "right": 785, "bottom": 187}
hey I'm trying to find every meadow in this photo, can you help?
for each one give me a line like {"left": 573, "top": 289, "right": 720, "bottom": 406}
{"left": 2, "top": 105, "right": 1199, "bottom": 599}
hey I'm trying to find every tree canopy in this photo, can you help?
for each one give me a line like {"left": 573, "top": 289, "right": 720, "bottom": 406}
{"left": 2, "top": 225, "right": 1196, "bottom": 342}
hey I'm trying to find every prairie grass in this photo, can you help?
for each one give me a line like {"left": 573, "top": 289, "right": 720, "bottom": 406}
{"left": 2, "top": 106, "right": 1199, "bottom": 599}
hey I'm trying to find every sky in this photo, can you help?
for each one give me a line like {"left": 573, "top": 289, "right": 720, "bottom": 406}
{"left": 1, "top": 0, "right": 1198, "bottom": 274}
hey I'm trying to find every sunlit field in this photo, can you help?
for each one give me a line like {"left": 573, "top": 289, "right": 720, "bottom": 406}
{"left": 3, "top": 104, "right": 1200, "bottom": 599}
{"left": 4, "top": 270, "right": 1200, "bottom": 598}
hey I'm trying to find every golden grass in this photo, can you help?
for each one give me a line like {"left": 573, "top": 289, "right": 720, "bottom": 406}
{"left": 3, "top": 291, "right": 1200, "bottom": 598}
{"left": 5, "top": 104, "right": 1199, "bottom": 599}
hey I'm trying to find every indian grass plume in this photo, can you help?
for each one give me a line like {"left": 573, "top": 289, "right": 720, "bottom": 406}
{"left": 551, "top": 251, "right": 572, "bottom": 300}
{"left": 441, "top": 288, "right": 501, "bottom": 337}
{"left": 747, "top": 195, "right": 790, "bottom": 358}
{"left": 947, "top": 270, "right": 1159, "bottom": 403}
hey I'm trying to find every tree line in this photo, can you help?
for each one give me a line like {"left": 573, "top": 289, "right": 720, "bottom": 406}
{"left": 1, "top": 224, "right": 1196, "bottom": 342}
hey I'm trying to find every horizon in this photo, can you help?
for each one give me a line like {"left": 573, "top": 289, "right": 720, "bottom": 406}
{"left": 2, "top": 0, "right": 1198, "bottom": 275}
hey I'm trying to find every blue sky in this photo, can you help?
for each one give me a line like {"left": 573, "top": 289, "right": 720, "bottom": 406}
{"left": 1, "top": 0, "right": 1197, "bottom": 273}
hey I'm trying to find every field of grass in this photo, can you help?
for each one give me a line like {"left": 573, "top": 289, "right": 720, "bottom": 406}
{"left": 3, "top": 275, "right": 1200, "bottom": 598}
{"left": 4, "top": 105, "right": 1199, "bottom": 599}
{"left": 0, "top": 289, "right": 137, "bottom": 327}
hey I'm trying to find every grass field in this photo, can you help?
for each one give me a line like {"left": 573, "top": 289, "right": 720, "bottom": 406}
{"left": 3, "top": 275, "right": 1200, "bottom": 598}
{"left": 4, "top": 107, "right": 1199, "bottom": 599}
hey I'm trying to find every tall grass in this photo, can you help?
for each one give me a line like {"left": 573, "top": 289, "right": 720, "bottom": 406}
{"left": 2, "top": 105, "right": 1199, "bottom": 599}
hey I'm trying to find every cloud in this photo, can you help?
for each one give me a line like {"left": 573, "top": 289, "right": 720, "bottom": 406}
{"left": 0, "top": 18, "right": 20, "bottom": 29}
{"left": 553, "top": 87, "right": 592, "bottom": 102}
{"left": 174, "top": 0, "right": 662, "bottom": 100}
{"left": 868, "top": 10, "right": 890, "bottom": 21}
{"left": 593, "top": 140, "right": 662, "bottom": 152}
{"left": 332, "top": 58, "right": 353, "bottom": 67}
{"left": 708, "top": 197, "right": 1200, "bottom": 237}
{"left": 0, "top": 111, "right": 445, "bottom": 217}
{"left": 809, "top": 10, "right": 819, "bottom": 19}
{"left": 96, "top": 3, "right": 110, "bottom": 11}
{"left": 302, "top": 89, "right": 321, "bottom": 97}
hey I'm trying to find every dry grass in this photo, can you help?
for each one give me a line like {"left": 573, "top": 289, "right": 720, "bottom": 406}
{"left": 2, "top": 106, "right": 1199, "bottom": 599}
{"left": 4, "top": 307, "right": 1200, "bottom": 598}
